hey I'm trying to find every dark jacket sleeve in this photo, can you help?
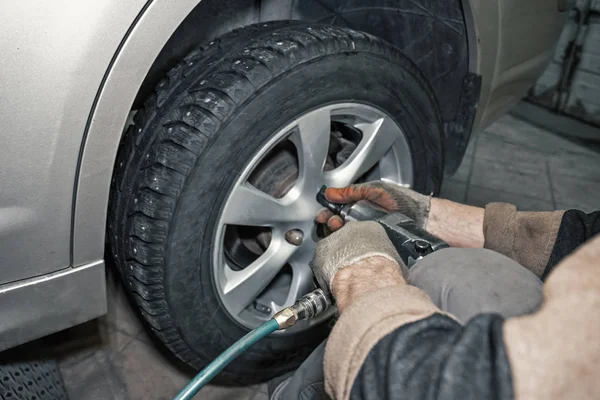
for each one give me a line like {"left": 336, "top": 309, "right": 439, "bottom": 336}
{"left": 543, "top": 210, "right": 600, "bottom": 279}
{"left": 351, "top": 313, "right": 513, "bottom": 400}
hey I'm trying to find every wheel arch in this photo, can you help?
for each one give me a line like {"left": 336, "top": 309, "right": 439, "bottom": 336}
{"left": 73, "top": 0, "right": 204, "bottom": 266}
{"left": 73, "top": 0, "right": 476, "bottom": 265}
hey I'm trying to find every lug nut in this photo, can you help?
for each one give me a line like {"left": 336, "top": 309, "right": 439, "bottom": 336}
{"left": 285, "top": 229, "right": 304, "bottom": 246}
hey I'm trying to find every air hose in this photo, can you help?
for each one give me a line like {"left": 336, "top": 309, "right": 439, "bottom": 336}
{"left": 173, "top": 289, "right": 331, "bottom": 400}
{"left": 173, "top": 319, "right": 279, "bottom": 400}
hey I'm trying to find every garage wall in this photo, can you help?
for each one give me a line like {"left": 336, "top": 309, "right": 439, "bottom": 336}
{"left": 528, "top": 0, "right": 600, "bottom": 127}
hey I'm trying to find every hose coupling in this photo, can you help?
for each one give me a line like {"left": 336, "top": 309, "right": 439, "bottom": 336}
{"left": 291, "top": 289, "right": 331, "bottom": 321}
{"left": 273, "top": 307, "right": 298, "bottom": 330}
{"left": 272, "top": 289, "right": 331, "bottom": 330}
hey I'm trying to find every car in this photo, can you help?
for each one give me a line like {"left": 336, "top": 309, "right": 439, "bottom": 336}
{"left": 0, "top": 0, "right": 567, "bottom": 386}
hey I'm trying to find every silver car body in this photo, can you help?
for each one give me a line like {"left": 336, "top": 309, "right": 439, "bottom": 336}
{"left": 0, "top": 0, "right": 565, "bottom": 350}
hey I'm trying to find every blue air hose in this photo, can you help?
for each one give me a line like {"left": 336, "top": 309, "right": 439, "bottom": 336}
{"left": 174, "top": 318, "right": 279, "bottom": 400}
{"left": 173, "top": 289, "right": 331, "bottom": 400}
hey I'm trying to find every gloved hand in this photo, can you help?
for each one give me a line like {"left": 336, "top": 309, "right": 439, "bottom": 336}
{"left": 316, "top": 180, "right": 431, "bottom": 232}
{"left": 311, "top": 220, "right": 406, "bottom": 297}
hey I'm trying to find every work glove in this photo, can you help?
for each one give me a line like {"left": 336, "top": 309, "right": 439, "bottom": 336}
{"left": 311, "top": 221, "right": 407, "bottom": 296}
{"left": 316, "top": 180, "right": 431, "bottom": 232}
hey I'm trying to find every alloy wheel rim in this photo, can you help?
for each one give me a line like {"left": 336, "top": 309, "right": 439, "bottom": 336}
{"left": 212, "top": 102, "right": 413, "bottom": 332}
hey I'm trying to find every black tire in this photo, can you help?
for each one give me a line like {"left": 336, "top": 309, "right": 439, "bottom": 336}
{"left": 108, "top": 22, "right": 443, "bottom": 382}
{"left": 0, "top": 359, "right": 67, "bottom": 400}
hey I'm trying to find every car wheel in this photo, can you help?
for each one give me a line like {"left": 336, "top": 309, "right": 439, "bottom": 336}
{"left": 109, "top": 22, "right": 443, "bottom": 382}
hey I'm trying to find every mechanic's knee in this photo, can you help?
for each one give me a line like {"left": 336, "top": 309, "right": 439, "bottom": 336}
{"left": 408, "top": 248, "right": 543, "bottom": 323}
{"left": 410, "top": 248, "right": 513, "bottom": 286}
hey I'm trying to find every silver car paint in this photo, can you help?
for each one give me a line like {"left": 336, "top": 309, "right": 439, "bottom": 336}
{"left": 469, "top": 0, "right": 566, "bottom": 132}
{"left": 0, "top": 0, "right": 146, "bottom": 284}
{"left": 0, "top": 260, "right": 105, "bottom": 352}
{"left": 0, "top": 0, "right": 564, "bottom": 348}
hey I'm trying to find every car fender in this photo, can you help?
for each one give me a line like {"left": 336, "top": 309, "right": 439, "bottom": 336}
{"left": 0, "top": 0, "right": 147, "bottom": 284}
{"left": 73, "top": 0, "right": 204, "bottom": 266}
{"left": 464, "top": 0, "right": 566, "bottom": 132}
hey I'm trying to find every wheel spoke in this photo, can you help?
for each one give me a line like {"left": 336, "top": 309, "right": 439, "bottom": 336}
{"left": 222, "top": 236, "right": 297, "bottom": 316}
{"left": 280, "top": 260, "right": 315, "bottom": 308}
{"left": 324, "top": 117, "right": 399, "bottom": 188}
{"left": 290, "top": 108, "right": 332, "bottom": 191}
{"left": 278, "top": 239, "right": 318, "bottom": 307}
{"left": 221, "top": 183, "right": 293, "bottom": 226}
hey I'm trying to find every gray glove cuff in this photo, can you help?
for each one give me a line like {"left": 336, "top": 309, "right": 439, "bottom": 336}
{"left": 312, "top": 221, "right": 405, "bottom": 293}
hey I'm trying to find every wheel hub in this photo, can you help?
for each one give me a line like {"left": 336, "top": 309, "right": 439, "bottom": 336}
{"left": 213, "top": 103, "right": 413, "bottom": 332}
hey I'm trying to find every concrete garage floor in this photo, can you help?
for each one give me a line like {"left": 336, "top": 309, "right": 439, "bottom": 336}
{"left": 55, "top": 114, "right": 600, "bottom": 400}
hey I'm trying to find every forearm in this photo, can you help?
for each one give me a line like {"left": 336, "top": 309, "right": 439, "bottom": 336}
{"left": 425, "top": 199, "right": 599, "bottom": 279}
{"left": 426, "top": 198, "right": 484, "bottom": 248}
{"left": 325, "top": 257, "right": 444, "bottom": 399}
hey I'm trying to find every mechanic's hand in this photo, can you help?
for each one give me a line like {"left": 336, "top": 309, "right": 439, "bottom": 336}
{"left": 315, "top": 180, "right": 431, "bottom": 231}
{"left": 311, "top": 221, "right": 406, "bottom": 297}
